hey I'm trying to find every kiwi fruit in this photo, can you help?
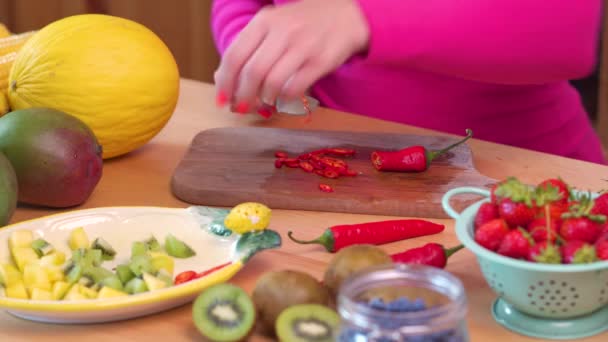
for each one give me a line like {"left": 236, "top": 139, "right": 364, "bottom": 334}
{"left": 323, "top": 244, "right": 392, "bottom": 298}
{"left": 275, "top": 304, "right": 341, "bottom": 342}
{"left": 192, "top": 283, "right": 255, "bottom": 342}
{"left": 252, "top": 270, "right": 331, "bottom": 336}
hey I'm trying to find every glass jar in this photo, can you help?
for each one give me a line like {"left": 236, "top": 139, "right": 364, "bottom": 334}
{"left": 336, "top": 263, "right": 469, "bottom": 342}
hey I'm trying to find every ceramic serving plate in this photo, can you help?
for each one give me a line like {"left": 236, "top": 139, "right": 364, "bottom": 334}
{"left": 0, "top": 206, "right": 281, "bottom": 324}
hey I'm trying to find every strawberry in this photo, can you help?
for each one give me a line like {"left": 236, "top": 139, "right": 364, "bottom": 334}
{"left": 527, "top": 217, "right": 560, "bottom": 243}
{"left": 591, "top": 192, "right": 608, "bottom": 217}
{"left": 596, "top": 239, "right": 608, "bottom": 260}
{"left": 536, "top": 178, "right": 570, "bottom": 205}
{"left": 474, "top": 218, "right": 510, "bottom": 251}
{"left": 497, "top": 228, "right": 534, "bottom": 259}
{"left": 560, "top": 217, "right": 601, "bottom": 243}
{"left": 560, "top": 240, "right": 598, "bottom": 264}
{"left": 560, "top": 192, "right": 606, "bottom": 243}
{"left": 527, "top": 241, "right": 561, "bottom": 264}
{"left": 494, "top": 177, "right": 536, "bottom": 227}
{"left": 474, "top": 202, "right": 499, "bottom": 229}
{"left": 498, "top": 198, "right": 536, "bottom": 228}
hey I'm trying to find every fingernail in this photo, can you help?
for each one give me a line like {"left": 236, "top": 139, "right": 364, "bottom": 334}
{"left": 235, "top": 102, "right": 249, "bottom": 114}
{"left": 257, "top": 107, "right": 273, "bottom": 119}
{"left": 216, "top": 91, "right": 228, "bottom": 107}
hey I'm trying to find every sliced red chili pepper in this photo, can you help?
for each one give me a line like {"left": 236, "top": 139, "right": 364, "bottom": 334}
{"left": 284, "top": 158, "right": 300, "bottom": 168}
{"left": 319, "top": 183, "right": 334, "bottom": 193}
{"left": 298, "top": 153, "right": 312, "bottom": 160}
{"left": 299, "top": 160, "right": 315, "bottom": 172}
{"left": 274, "top": 159, "right": 284, "bottom": 168}
{"left": 314, "top": 169, "right": 325, "bottom": 176}
{"left": 275, "top": 151, "right": 289, "bottom": 158}
{"left": 287, "top": 219, "right": 446, "bottom": 252}
{"left": 343, "top": 169, "right": 358, "bottom": 177}
{"left": 195, "top": 262, "right": 232, "bottom": 278}
{"left": 324, "top": 148, "right": 356, "bottom": 156}
{"left": 308, "top": 159, "right": 325, "bottom": 170}
{"left": 319, "top": 157, "right": 347, "bottom": 170}
{"left": 322, "top": 169, "right": 340, "bottom": 179}
{"left": 174, "top": 270, "right": 197, "bottom": 285}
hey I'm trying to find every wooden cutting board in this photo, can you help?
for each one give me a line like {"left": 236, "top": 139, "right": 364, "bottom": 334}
{"left": 170, "top": 127, "right": 497, "bottom": 218}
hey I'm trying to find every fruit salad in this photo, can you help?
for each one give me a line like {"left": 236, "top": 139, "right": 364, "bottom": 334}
{"left": 474, "top": 177, "right": 608, "bottom": 264}
{"left": 0, "top": 227, "right": 196, "bottom": 301}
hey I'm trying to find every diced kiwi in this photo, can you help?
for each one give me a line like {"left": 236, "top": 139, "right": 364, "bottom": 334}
{"left": 275, "top": 304, "right": 340, "bottom": 342}
{"left": 31, "top": 238, "right": 55, "bottom": 257}
{"left": 131, "top": 241, "right": 147, "bottom": 258}
{"left": 64, "top": 262, "right": 83, "bottom": 284}
{"left": 78, "top": 275, "right": 95, "bottom": 288}
{"left": 100, "top": 275, "right": 124, "bottom": 291}
{"left": 192, "top": 283, "right": 255, "bottom": 342}
{"left": 129, "top": 255, "right": 155, "bottom": 276}
{"left": 68, "top": 227, "right": 90, "bottom": 250}
{"left": 91, "top": 237, "right": 116, "bottom": 261}
{"left": 115, "top": 264, "right": 135, "bottom": 284}
{"left": 124, "top": 277, "right": 148, "bottom": 294}
{"left": 144, "top": 236, "right": 162, "bottom": 252}
{"left": 84, "top": 249, "right": 103, "bottom": 267}
{"left": 83, "top": 266, "right": 114, "bottom": 284}
{"left": 165, "top": 234, "right": 196, "bottom": 258}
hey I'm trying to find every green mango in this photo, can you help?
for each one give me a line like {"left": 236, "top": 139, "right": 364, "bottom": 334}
{"left": 0, "top": 108, "right": 103, "bottom": 208}
{"left": 0, "top": 151, "right": 17, "bottom": 226}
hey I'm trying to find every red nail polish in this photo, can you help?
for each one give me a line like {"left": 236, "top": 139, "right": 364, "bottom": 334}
{"left": 235, "top": 102, "right": 249, "bottom": 114}
{"left": 216, "top": 91, "right": 228, "bottom": 107}
{"left": 257, "top": 108, "right": 273, "bottom": 119}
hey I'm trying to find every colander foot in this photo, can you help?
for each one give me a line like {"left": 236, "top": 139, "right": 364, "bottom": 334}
{"left": 492, "top": 298, "right": 608, "bottom": 340}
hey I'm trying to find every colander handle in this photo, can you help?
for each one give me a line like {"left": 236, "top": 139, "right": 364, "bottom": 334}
{"left": 441, "top": 187, "right": 491, "bottom": 219}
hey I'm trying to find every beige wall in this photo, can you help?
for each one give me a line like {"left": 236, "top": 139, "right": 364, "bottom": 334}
{"left": 0, "top": 0, "right": 221, "bottom": 83}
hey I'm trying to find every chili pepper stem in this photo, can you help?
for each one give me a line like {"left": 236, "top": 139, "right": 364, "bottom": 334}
{"left": 445, "top": 244, "right": 465, "bottom": 258}
{"left": 287, "top": 230, "right": 334, "bottom": 252}
{"left": 427, "top": 129, "right": 473, "bottom": 163}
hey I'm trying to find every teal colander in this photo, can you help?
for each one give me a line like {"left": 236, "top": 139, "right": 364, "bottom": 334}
{"left": 442, "top": 187, "right": 608, "bottom": 340}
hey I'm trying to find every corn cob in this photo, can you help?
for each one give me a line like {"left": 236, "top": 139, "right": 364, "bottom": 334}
{"left": 0, "top": 52, "right": 17, "bottom": 94}
{"left": 0, "top": 23, "right": 10, "bottom": 38}
{"left": 0, "top": 31, "right": 36, "bottom": 56}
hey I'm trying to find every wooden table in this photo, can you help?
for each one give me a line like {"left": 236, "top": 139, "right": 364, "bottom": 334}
{"left": 1, "top": 79, "right": 607, "bottom": 341}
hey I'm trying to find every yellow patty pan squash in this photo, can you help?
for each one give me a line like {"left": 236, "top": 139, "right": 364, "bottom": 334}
{"left": 7, "top": 14, "right": 180, "bottom": 159}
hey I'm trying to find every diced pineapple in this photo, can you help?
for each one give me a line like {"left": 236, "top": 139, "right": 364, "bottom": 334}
{"left": 30, "top": 288, "right": 52, "bottom": 300}
{"left": 68, "top": 227, "right": 90, "bottom": 250}
{"left": 142, "top": 272, "right": 168, "bottom": 291}
{"left": 23, "top": 264, "right": 52, "bottom": 291}
{"left": 45, "top": 265, "right": 65, "bottom": 283}
{"left": 5, "top": 281, "right": 28, "bottom": 299}
{"left": 0, "top": 285, "right": 5, "bottom": 297}
{"left": 151, "top": 254, "right": 174, "bottom": 275}
{"left": 39, "top": 251, "right": 66, "bottom": 267}
{"left": 11, "top": 247, "right": 40, "bottom": 272}
{"left": 51, "top": 281, "right": 71, "bottom": 300}
{"left": 64, "top": 284, "right": 87, "bottom": 300}
{"left": 79, "top": 285, "right": 98, "bottom": 299}
{"left": 0, "top": 263, "right": 22, "bottom": 287}
{"left": 9, "top": 230, "right": 34, "bottom": 249}
{"left": 97, "top": 286, "right": 128, "bottom": 299}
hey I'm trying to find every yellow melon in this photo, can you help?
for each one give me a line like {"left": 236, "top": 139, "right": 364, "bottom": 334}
{"left": 7, "top": 14, "right": 180, "bottom": 159}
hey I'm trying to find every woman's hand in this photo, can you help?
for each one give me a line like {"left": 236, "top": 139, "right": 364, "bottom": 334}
{"left": 214, "top": 0, "right": 370, "bottom": 113}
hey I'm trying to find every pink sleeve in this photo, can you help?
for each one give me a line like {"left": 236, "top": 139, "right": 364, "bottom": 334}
{"left": 354, "top": 0, "right": 601, "bottom": 84}
{"left": 211, "top": 0, "right": 272, "bottom": 55}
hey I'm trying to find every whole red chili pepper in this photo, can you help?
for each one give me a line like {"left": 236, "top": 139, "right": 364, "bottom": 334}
{"left": 174, "top": 270, "right": 197, "bottom": 285}
{"left": 196, "top": 262, "right": 232, "bottom": 278}
{"left": 287, "top": 219, "right": 445, "bottom": 252}
{"left": 371, "top": 129, "right": 473, "bottom": 172}
{"left": 391, "top": 243, "right": 464, "bottom": 268}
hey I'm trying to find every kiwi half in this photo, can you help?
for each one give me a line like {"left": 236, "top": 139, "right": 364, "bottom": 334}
{"left": 276, "top": 304, "right": 340, "bottom": 342}
{"left": 192, "top": 283, "right": 255, "bottom": 342}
